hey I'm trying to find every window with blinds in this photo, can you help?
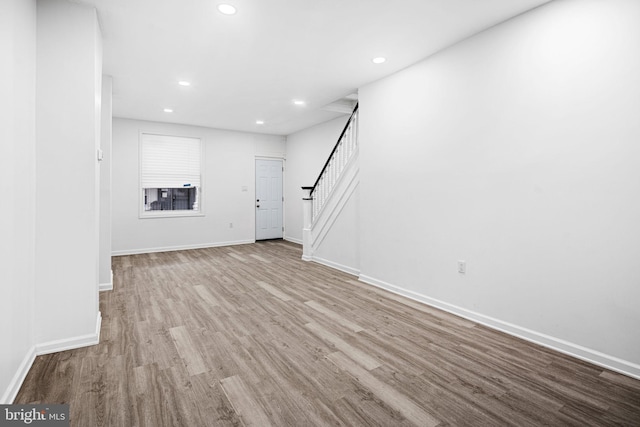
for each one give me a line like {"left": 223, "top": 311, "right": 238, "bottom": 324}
{"left": 140, "top": 133, "right": 202, "bottom": 216}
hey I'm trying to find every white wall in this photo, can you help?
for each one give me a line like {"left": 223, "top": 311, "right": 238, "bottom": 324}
{"left": 358, "top": 0, "right": 640, "bottom": 376}
{"left": 100, "top": 76, "right": 113, "bottom": 290}
{"left": 112, "top": 118, "right": 285, "bottom": 254}
{"left": 284, "top": 116, "right": 349, "bottom": 243}
{"left": 0, "top": 0, "right": 37, "bottom": 404}
{"left": 35, "top": 0, "right": 102, "bottom": 346}
{"left": 313, "top": 186, "right": 360, "bottom": 274}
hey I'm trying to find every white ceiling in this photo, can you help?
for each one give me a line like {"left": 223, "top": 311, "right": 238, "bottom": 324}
{"left": 77, "top": 0, "right": 551, "bottom": 135}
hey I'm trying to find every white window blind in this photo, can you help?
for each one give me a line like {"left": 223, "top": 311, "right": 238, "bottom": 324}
{"left": 141, "top": 134, "right": 201, "bottom": 188}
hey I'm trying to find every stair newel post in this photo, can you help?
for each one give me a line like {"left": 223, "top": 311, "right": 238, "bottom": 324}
{"left": 301, "top": 187, "right": 313, "bottom": 261}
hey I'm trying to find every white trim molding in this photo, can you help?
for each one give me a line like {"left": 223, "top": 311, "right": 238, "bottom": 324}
{"left": 2, "top": 312, "right": 103, "bottom": 404}
{"left": 255, "top": 153, "right": 286, "bottom": 160}
{"left": 284, "top": 236, "right": 303, "bottom": 245}
{"left": 99, "top": 269, "right": 113, "bottom": 292}
{"left": 112, "top": 240, "right": 255, "bottom": 256}
{"left": 312, "top": 256, "right": 360, "bottom": 277}
{"left": 1, "top": 347, "right": 36, "bottom": 404}
{"left": 358, "top": 274, "right": 640, "bottom": 381}
{"left": 35, "top": 311, "right": 102, "bottom": 356}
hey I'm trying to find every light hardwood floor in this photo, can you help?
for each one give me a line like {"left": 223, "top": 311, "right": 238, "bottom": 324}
{"left": 15, "top": 241, "right": 640, "bottom": 426}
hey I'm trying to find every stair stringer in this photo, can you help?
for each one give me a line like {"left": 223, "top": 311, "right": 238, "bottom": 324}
{"left": 309, "top": 149, "right": 359, "bottom": 253}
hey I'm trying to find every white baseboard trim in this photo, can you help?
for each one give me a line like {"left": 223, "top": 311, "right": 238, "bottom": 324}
{"left": 112, "top": 240, "right": 255, "bottom": 256}
{"left": 284, "top": 236, "right": 303, "bottom": 245}
{"left": 35, "top": 311, "right": 102, "bottom": 356}
{"left": 358, "top": 274, "right": 640, "bottom": 380}
{"left": 2, "top": 311, "right": 103, "bottom": 403}
{"left": 99, "top": 270, "right": 113, "bottom": 292}
{"left": 1, "top": 346, "right": 36, "bottom": 404}
{"left": 312, "top": 256, "right": 360, "bottom": 277}
{"left": 99, "top": 282, "right": 112, "bottom": 291}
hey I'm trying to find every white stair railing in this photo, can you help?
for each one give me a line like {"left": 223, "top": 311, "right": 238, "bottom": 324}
{"left": 310, "top": 106, "right": 358, "bottom": 222}
{"left": 302, "top": 104, "right": 358, "bottom": 260}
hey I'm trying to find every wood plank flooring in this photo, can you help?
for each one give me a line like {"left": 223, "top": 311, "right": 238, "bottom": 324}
{"left": 15, "top": 240, "right": 640, "bottom": 426}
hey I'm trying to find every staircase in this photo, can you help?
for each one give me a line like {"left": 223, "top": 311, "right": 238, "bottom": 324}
{"left": 302, "top": 104, "right": 359, "bottom": 264}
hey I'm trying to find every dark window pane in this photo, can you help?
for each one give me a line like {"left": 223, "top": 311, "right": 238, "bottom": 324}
{"left": 144, "top": 188, "right": 197, "bottom": 211}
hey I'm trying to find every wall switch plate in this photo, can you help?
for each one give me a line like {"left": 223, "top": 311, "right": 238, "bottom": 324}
{"left": 457, "top": 260, "right": 466, "bottom": 274}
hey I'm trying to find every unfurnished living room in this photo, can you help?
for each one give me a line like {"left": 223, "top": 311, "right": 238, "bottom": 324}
{"left": 2, "top": 0, "right": 639, "bottom": 425}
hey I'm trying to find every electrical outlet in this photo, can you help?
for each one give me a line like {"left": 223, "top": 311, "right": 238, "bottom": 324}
{"left": 457, "top": 260, "right": 466, "bottom": 274}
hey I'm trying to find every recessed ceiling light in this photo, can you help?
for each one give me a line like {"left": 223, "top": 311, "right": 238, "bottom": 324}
{"left": 217, "top": 4, "right": 236, "bottom": 15}
{"left": 163, "top": 108, "right": 173, "bottom": 113}
{"left": 293, "top": 100, "right": 305, "bottom": 106}
{"left": 178, "top": 80, "right": 191, "bottom": 86}
{"left": 256, "top": 120, "right": 264, "bottom": 125}
{"left": 372, "top": 57, "right": 387, "bottom": 64}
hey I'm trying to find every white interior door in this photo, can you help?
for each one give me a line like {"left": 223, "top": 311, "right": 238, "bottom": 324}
{"left": 255, "top": 159, "right": 283, "bottom": 240}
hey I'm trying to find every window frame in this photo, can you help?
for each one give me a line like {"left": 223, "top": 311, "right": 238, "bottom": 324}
{"left": 138, "top": 132, "right": 205, "bottom": 219}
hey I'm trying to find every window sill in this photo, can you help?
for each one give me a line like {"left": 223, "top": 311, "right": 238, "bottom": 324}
{"left": 139, "top": 211, "right": 205, "bottom": 219}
